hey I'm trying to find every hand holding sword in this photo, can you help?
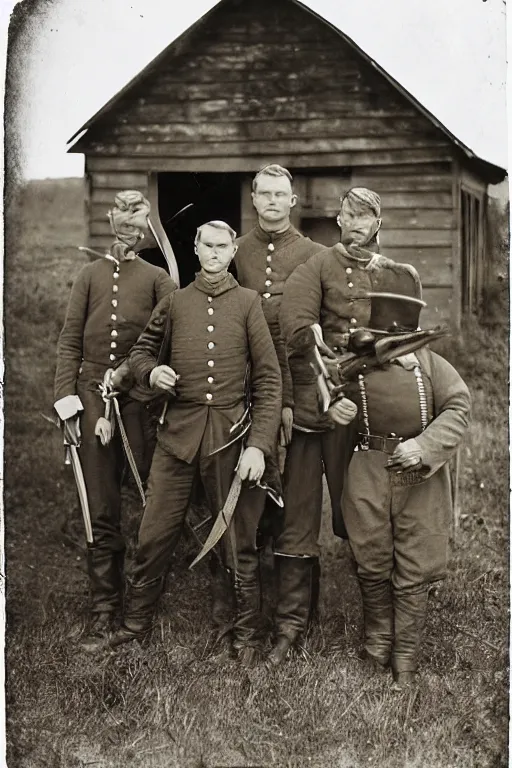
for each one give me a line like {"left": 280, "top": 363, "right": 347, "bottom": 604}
{"left": 149, "top": 364, "right": 180, "bottom": 425}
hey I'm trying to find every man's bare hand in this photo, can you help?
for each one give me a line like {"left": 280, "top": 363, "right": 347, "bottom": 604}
{"left": 387, "top": 439, "right": 423, "bottom": 470}
{"left": 280, "top": 407, "right": 293, "bottom": 446}
{"left": 328, "top": 397, "right": 358, "bottom": 426}
{"left": 149, "top": 365, "right": 179, "bottom": 392}
{"left": 95, "top": 416, "right": 114, "bottom": 446}
{"left": 110, "top": 360, "right": 131, "bottom": 390}
{"left": 237, "top": 446, "right": 265, "bottom": 482}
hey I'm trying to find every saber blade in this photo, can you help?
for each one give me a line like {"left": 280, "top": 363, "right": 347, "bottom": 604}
{"left": 68, "top": 445, "right": 94, "bottom": 544}
{"left": 189, "top": 474, "right": 243, "bottom": 569}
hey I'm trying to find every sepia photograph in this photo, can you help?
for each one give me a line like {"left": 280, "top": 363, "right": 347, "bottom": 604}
{"left": 2, "top": 0, "right": 509, "bottom": 766}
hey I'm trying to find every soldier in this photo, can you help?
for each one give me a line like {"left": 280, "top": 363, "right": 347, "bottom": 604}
{"left": 332, "top": 292, "right": 471, "bottom": 688}
{"left": 92, "top": 220, "right": 282, "bottom": 667}
{"left": 274, "top": 187, "right": 422, "bottom": 665}
{"left": 54, "top": 190, "right": 176, "bottom": 648}
{"left": 234, "top": 164, "right": 325, "bottom": 650}
{"left": 235, "top": 164, "right": 324, "bottom": 445}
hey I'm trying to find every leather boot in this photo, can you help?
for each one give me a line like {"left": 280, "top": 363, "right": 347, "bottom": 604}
{"left": 308, "top": 557, "right": 321, "bottom": 628}
{"left": 267, "top": 556, "right": 314, "bottom": 666}
{"left": 358, "top": 577, "right": 394, "bottom": 668}
{"left": 232, "top": 562, "right": 263, "bottom": 667}
{"left": 78, "top": 611, "right": 116, "bottom": 652}
{"left": 391, "top": 586, "right": 429, "bottom": 682}
{"left": 209, "top": 555, "right": 235, "bottom": 660}
{"left": 81, "top": 576, "right": 163, "bottom": 653}
{"left": 86, "top": 545, "right": 125, "bottom": 615}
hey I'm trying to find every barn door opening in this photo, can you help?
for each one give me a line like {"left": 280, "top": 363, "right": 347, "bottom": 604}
{"left": 157, "top": 172, "right": 242, "bottom": 287}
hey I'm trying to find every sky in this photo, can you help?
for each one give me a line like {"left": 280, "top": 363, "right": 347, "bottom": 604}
{"left": 0, "top": 0, "right": 509, "bottom": 180}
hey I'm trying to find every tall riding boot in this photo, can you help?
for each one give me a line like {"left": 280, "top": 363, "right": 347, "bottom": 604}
{"left": 81, "top": 576, "right": 164, "bottom": 653}
{"left": 86, "top": 545, "right": 125, "bottom": 615}
{"left": 308, "top": 557, "right": 321, "bottom": 628}
{"left": 232, "top": 560, "right": 263, "bottom": 668}
{"left": 80, "top": 546, "right": 125, "bottom": 649}
{"left": 209, "top": 555, "right": 235, "bottom": 658}
{"left": 268, "top": 556, "right": 314, "bottom": 666}
{"left": 391, "top": 586, "right": 429, "bottom": 686}
{"left": 358, "top": 577, "right": 394, "bottom": 669}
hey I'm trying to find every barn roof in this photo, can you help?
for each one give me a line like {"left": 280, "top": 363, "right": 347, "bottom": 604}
{"left": 67, "top": 0, "right": 506, "bottom": 184}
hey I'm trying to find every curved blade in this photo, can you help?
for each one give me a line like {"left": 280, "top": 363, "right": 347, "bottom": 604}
{"left": 189, "top": 474, "right": 242, "bottom": 569}
{"left": 147, "top": 217, "right": 180, "bottom": 287}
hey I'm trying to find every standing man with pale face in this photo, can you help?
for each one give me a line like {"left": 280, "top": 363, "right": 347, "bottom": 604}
{"left": 86, "top": 221, "right": 282, "bottom": 667}
{"left": 235, "top": 165, "right": 324, "bottom": 448}
{"left": 277, "top": 187, "right": 422, "bottom": 666}
{"left": 234, "top": 166, "right": 325, "bottom": 648}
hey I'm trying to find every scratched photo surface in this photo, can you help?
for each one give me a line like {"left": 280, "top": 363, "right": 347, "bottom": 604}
{"left": 3, "top": 1, "right": 509, "bottom": 767}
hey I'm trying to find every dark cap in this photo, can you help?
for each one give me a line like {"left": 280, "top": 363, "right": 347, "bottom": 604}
{"left": 367, "top": 292, "right": 427, "bottom": 333}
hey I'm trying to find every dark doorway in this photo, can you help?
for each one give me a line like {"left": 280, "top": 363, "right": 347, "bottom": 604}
{"left": 157, "top": 172, "right": 242, "bottom": 287}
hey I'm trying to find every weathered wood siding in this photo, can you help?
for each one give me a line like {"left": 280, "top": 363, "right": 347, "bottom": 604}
{"left": 351, "top": 164, "right": 456, "bottom": 326}
{"left": 85, "top": 160, "right": 149, "bottom": 251}
{"left": 75, "top": 0, "right": 452, "bottom": 171}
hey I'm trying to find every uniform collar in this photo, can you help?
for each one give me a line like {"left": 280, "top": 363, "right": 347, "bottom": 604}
{"left": 334, "top": 242, "right": 380, "bottom": 268}
{"left": 254, "top": 223, "right": 302, "bottom": 247}
{"left": 194, "top": 271, "right": 239, "bottom": 296}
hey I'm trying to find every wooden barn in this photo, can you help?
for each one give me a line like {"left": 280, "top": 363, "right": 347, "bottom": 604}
{"left": 67, "top": 0, "right": 507, "bottom": 327}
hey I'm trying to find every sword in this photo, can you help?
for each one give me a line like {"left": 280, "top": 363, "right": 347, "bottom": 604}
{"left": 41, "top": 412, "right": 94, "bottom": 544}
{"left": 66, "top": 443, "right": 94, "bottom": 545}
{"left": 62, "top": 418, "right": 94, "bottom": 545}
{"left": 189, "top": 473, "right": 243, "bottom": 570}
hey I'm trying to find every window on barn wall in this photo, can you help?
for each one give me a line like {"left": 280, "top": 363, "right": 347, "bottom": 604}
{"left": 460, "top": 187, "right": 485, "bottom": 314}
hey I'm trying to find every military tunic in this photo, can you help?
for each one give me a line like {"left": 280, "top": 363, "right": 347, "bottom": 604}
{"left": 279, "top": 242, "right": 422, "bottom": 545}
{"left": 54, "top": 256, "right": 176, "bottom": 612}
{"left": 234, "top": 224, "right": 324, "bottom": 409}
{"left": 127, "top": 273, "right": 282, "bottom": 646}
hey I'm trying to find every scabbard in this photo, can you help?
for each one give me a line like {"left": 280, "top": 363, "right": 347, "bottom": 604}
{"left": 68, "top": 444, "right": 94, "bottom": 544}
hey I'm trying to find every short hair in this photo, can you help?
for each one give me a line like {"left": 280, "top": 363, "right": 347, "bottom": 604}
{"left": 340, "top": 187, "right": 381, "bottom": 217}
{"left": 194, "top": 220, "right": 237, "bottom": 247}
{"left": 252, "top": 164, "right": 293, "bottom": 192}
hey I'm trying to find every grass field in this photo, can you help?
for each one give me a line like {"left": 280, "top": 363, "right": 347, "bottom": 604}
{"left": 4, "top": 179, "right": 510, "bottom": 768}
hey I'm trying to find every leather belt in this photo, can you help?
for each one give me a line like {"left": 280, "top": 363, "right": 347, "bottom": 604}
{"left": 356, "top": 433, "right": 403, "bottom": 454}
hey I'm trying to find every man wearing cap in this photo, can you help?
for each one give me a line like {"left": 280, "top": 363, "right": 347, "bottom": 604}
{"left": 272, "top": 187, "right": 421, "bottom": 665}
{"left": 93, "top": 220, "right": 282, "bottom": 666}
{"left": 329, "top": 291, "right": 470, "bottom": 688}
{"left": 54, "top": 190, "right": 176, "bottom": 647}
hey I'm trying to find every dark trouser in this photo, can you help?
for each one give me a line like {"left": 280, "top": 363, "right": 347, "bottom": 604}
{"left": 270, "top": 424, "right": 350, "bottom": 642}
{"left": 76, "top": 384, "right": 152, "bottom": 614}
{"left": 343, "top": 450, "right": 450, "bottom": 674}
{"left": 126, "top": 439, "right": 267, "bottom": 648}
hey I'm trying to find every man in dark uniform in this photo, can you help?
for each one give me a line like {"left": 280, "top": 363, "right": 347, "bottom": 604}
{"left": 273, "top": 187, "right": 422, "bottom": 665}
{"left": 235, "top": 164, "right": 324, "bottom": 443}
{"left": 95, "top": 220, "right": 282, "bottom": 666}
{"left": 234, "top": 165, "right": 326, "bottom": 651}
{"left": 54, "top": 190, "right": 176, "bottom": 647}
